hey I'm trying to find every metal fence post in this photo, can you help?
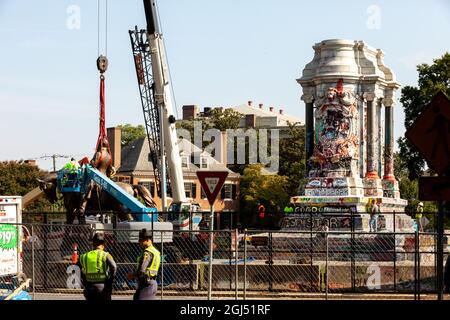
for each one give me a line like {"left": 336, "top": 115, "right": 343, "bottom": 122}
{"left": 351, "top": 210, "right": 355, "bottom": 292}
{"left": 244, "top": 229, "right": 247, "bottom": 300}
{"left": 310, "top": 210, "right": 313, "bottom": 291}
{"left": 208, "top": 205, "right": 214, "bottom": 300}
{"left": 393, "top": 210, "right": 397, "bottom": 292}
{"left": 269, "top": 231, "right": 273, "bottom": 292}
{"left": 235, "top": 229, "right": 238, "bottom": 300}
{"left": 437, "top": 207, "right": 444, "bottom": 301}
{"left": 415, "top": 228, "right": 420, "bottom": 300}
{"left": 43, "top": 217, "right": 48, "bottom": 290}
{"left": 161, "top": 231, "right": 164, "bottom": 300}
{"left": 326, "top": 228, "right": 329, "bottom": 300}
{"left": 31, "top": 224, "right": 35, "bottom": 300}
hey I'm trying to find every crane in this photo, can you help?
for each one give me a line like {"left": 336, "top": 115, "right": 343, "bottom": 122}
{"left": 129, "top": 0, "right": 202, "bottom": 231}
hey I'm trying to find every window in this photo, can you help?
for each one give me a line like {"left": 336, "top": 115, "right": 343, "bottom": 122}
{"left": 181, "top": 156, "right": 189, "bottom": 168}
{"left": 138, "top": 181, "right": 155, "bottom": 197}
{"left": 221, "top": 183, "right": 237, "bottom": 200}
{"left": 118, "top": 176, "right": 130, "bottom": 184}
{"left": 184, "top": 182, "right": 197, "bottom": 199}
{"left": 222, "top": 184, "right": 232, "bottom": 200}
{"left": 201, "top": 157, "right": 208, "bottom": 169}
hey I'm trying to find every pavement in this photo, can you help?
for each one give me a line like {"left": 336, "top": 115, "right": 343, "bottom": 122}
{"left": 30, "top": 291, "right": 450, "bottom": 300}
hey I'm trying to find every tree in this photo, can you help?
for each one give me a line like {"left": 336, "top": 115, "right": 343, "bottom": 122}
{"left": 0, "top": 161, "right": 63, "bottom": 211}
{"left": 398, "top": 53, "right": 450, "bottom": 180}
{"left": 118, "top": 124, "right": 146, "bottom": 147}
{"left": 239, "top": 164, "right": 290, "bottom": 226}
{"left": 0, "top": 161, "right": 43, "bottom": 196}
{"left": 278, "top": 122, "right": 306, "bottom": 196}
{"left": 209, "top": 108, "right": 242, "bottom": 131}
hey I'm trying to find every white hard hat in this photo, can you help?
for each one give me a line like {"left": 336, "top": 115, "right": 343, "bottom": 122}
{"left": 418, "top": 202, "right": 424, "bottom": 206}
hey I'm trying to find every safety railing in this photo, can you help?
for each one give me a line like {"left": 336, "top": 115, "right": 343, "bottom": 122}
{"left": 2, "top": 211, "right": 449, "bottom": 300}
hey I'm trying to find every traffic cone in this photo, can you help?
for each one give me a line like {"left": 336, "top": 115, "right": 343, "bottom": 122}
{"left": 71, "top": 243, "right": 78, "bottom": 264}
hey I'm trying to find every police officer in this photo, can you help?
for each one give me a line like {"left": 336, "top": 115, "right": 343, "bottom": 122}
{"left": 129, "top": 228, "right": 161, "bottom": 300}
{"left": 78, "top": 232, "right": 117, "bottom": 301}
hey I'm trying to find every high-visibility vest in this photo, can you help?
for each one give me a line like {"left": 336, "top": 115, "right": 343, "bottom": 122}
{"left": 79, "top": 249, "right": 109, "bottom": 283}
{"left": 284, "top": 206, "right": 294, "bottom": 213}
{"left": 137, "top": 245, "right": 161, "bottom": 278}
{"left": 64, "top": 162, "right": 80, "bottom": 174}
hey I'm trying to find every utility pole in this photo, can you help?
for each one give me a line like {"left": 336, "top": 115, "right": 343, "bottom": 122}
{"left": 39, "top": 154, "right": 71, "bottom": 172}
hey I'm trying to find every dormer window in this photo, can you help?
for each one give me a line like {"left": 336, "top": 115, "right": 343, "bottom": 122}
{"left": 201, "top": 156, "right": 208, "bottom": 169}
{"left": 181, "top": 156, "right": 189, "bottom": 168}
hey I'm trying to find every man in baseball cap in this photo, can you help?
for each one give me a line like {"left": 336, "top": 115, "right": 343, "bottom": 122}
{"left": 77, "top": 232, "right": 117, "bottom": 301}
{"left": 129, "top": 228, "right": 161, "bottom": 300}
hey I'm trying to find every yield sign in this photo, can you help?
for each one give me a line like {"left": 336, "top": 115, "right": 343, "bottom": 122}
{"left": 196, "top": 171, "right": 229, "bottom": 206}
{"left": 406, "top": 92, "right": 450, "bottom": 175}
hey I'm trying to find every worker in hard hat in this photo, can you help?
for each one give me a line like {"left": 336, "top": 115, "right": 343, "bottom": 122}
{"left": 128, "top": 228, "right": 161, "bottom": 300}
{"left": 63, "top": 158, "right": 80, "bottom": 188}
{"left": 416, "top": 202, "right": 424, "bottom": 232}
{"left": 77, "top": 232, "right": 117, "bottom": 301}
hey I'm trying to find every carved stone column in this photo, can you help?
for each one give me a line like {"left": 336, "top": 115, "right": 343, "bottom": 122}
{"left": 302, "top": 93, "right": 315, "bottom": 176}
{"left": 364, "top": 92, "right": 378, "bottom": 178}
{"left": 383, "top": 96, "right": 395, "bottom": 181}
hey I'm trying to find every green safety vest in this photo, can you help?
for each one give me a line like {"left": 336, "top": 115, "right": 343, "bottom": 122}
{"left": 137, "top": 245, "right": 161, "bottom": 278}
{"left": 284, "top": 206, "right": 294, "bottom": 214}
{"left": 64, "top": 162, "right": 79, "bottom": 174}
{"left": 79, "top": 249, "right": 109, "bottom": 283}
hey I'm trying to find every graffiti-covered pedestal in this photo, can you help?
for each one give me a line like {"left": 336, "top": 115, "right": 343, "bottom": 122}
{"left": 292, "top": 39, "right": 412, "bottom": 232}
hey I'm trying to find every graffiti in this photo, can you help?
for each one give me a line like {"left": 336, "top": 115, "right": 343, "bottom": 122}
{"left": 281, "top": 215, "right": 353, "bottom": 230}
{"left": 294, "top": 197, "right": 360, "bottom": 204}
{"left": 383, "top": 190, "right": 395, "bottom": 198}
{"left": 306, "top": 177, "right": 348, "bottom": 188}
{"left": 305, "top": 188, "right": 349, "bottom": 196}
{"left": 293, "top": 206, "right": 356, "bottom": 214}
{"left": 309, "top": 81, "right": 359, "bottom": 177}
{"left": 365, "top": 188, "right": 381, "bottom": 196}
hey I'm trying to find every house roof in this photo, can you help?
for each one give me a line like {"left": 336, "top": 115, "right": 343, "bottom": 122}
{"left": 231, "top": 104, "right": 303, "bottom": 126}
{"left": 118, "top": 137, "right": 238, "bottom": 177}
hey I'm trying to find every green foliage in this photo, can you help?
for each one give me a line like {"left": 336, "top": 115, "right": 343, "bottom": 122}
{"left": 240, "top": 164, "right": 290, "bottom": 215}
{"left": 399, "top": 52, "right": 450, "bottom": 180}
{"left": 209, "top": 108, "right": 242, "bottom": 131}
{"left": 278, "top": 122, "right": 306, "bottom": 196}
{"left": 118, "top": 124, "right": 146, "bottom": 147}
{"left": 0, "top": 161, "right": 62, "bottom": 211}
{"left": 0, "top": 161, "right": 43, "bottom": 196}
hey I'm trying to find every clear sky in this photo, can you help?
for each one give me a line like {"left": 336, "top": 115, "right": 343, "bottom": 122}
{"left": 1, "top": 0, "right": 449, "bottom": 171}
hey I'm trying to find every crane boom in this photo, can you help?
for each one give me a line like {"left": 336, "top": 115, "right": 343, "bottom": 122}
{"left": 130, "top": 0, "right": 186, "bottom": 205}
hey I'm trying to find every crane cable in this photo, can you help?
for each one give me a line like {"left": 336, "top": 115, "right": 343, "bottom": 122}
{"left": 97, "top": 0, "right": 108, "bottom": 57}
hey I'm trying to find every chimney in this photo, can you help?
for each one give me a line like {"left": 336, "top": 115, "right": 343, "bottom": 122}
{"left": 248, "top": 100, "right": 253, "bottom": 107}
{"left": 269, "top": 106, "right": 274, "bottom": 112}
{"left": 203, "top": 107, "right": 212, "bottom": 116}
{"left": 259, "top": 103, "right": 263, "bottom": 109}
{"left": 182, "top": 105, "right": 199, "bottom": 120}
{"left": 107, "top": 127, "right": 122, "bottom": 169}
{"left": 279, "top": 109, "right": 284, "bottom": 115}
{"left": 245, "top": 114, "right": 256, "bottom": 128}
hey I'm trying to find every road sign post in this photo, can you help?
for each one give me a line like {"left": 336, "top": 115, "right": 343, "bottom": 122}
{"left": 196, "top": 171, "right": 229, "bottom": 300}
{"left": 406, "top": 92, "right": 450, "bottom": 300}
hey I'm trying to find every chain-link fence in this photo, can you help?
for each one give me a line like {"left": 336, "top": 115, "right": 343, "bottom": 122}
{"left": 2, "top": 211, "right": 450, "bottom": 300}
